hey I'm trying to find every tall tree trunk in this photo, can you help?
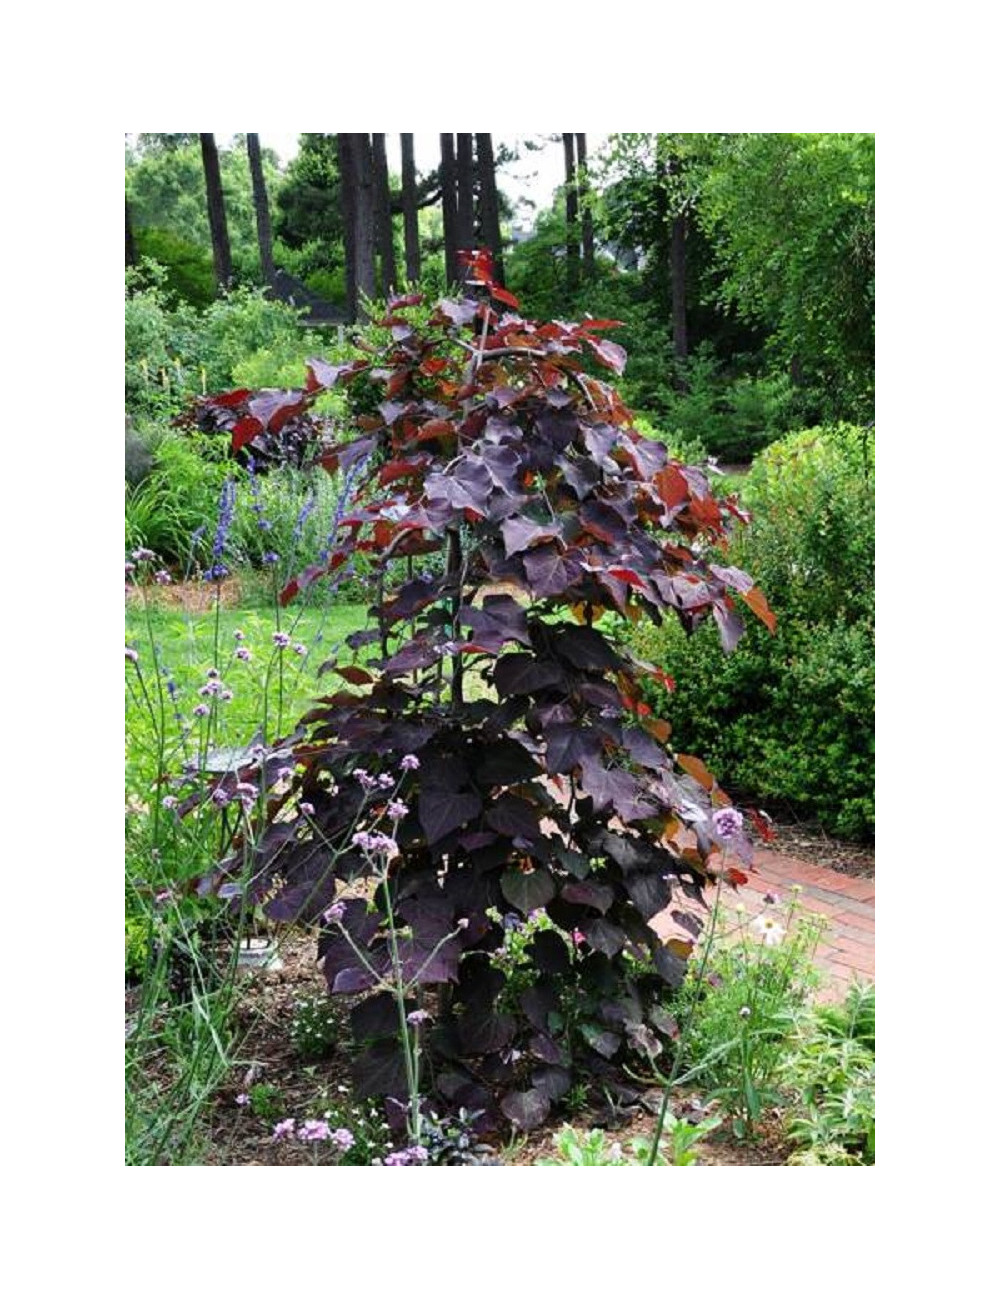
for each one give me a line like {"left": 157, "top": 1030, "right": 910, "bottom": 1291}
{"left": 372, "top": 133, "right": 396, "bottom": 296}
{"left": 199, "top": 133, "right": 232, "bottom": 293}
{"left": 456, "top": 134, "right": 476, "bottom": 269}
{"left": 337, "top": 134, "right": 358, "bottom": 321}
{"left": 125, "top": 198, "right": 137, "bottom": 268}
{"left": 475, "top": 133, "right": 504, "bottom": 285}
{"left": 576, "top": 133, "right": 595, "bottom": 281}
{"left": 670, "top": 210, "right": 688, "bottom": 361}
{"left": 400, "top": 133, "right": 421, "bottom": 283}
{"left": 440, "top": 133, "right": 459, "bottom": 286}
{"left": 246, "top": 133, "right": 276, "bottom": 287}
{"left": 351, "top": 134, "right": 377, "bottom": 314}
{"left": 562, "top": 133, "right": 580, "bottom": 298}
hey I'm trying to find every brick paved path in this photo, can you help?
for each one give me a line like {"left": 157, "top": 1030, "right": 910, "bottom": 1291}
{"left": 718, "top": 848, "right": 875, "bottom": 1002}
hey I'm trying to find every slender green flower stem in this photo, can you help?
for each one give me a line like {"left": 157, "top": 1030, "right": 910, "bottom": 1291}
{"left": 647, "top": 866, "right": 729, "bottom": 1165}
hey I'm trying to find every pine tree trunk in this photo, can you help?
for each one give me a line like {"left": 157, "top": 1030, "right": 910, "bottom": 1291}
{"left": 456, "top": 134, "right": 476, "bottom": 270}
{"left": 352, "top": 134, "right": 377, "bottom": 314}
{"left": 338, "top": 134, "right": 358, "bottom": 322}
{"left": 200, "top": 133, "right": 232, "bottom": 293}
{"left": 576, "top": 133, "right": 595, "bottom": 281}
{"left": 372, "top": 133, "right": 397, "bottom": 297}
{"left": 401, "top": 133, "right": 421, "bottom": 283}
{"left": 562, "top": 133, "right": 580, "bottom": 298}
{"left": 125, "top": 198, "right": 137, "bottom": 267}
{"left": 440, "top": 133, "right": 460, "bottom": 287}
{"left": 246, "top": 133, "right": 276, "bottom": 287}
{"left": 475, "top": 133, "right": 504, "bottom": 285}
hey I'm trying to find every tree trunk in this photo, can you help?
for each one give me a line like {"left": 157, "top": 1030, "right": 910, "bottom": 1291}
{"left": 475, "top": 133, "right": 504, "bottom": 285}
{"left": 576, "top": 133, "right": 595, "bottom": 281}
{"left": 125, "top": 198, "right": 137, "bottom": 267}
{"left": 670, "top": 212, "right": 688, "bottom": 361}
{"left": 372, "top": 133, "right": 397, "bottom": 297}
{"left": 338, "top": 134, "right": 358, "bottom": 321}
{"left": 246, "top": 132, "right": 276, "bottom": 287}
{"left": 440, "top": 133, "right": 459, "bottom": 287}
{"left": 456, "top": 134, "right": 476, "bottom": 269}
{"left": 200, "top": 133, "right": 232, "bottom": 293}
{"left": 400, "top": 133, "right": 421, "bottom": 283}
{"left": 351, "top": 134, "right": 377, "bottom": 314}
{"left": 562, "top": 133, "right": 580, "bottom": 298}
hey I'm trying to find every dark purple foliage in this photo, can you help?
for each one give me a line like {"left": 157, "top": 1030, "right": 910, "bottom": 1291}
{"left": 197, "top": 251, "right": 775, "bottom": 1129}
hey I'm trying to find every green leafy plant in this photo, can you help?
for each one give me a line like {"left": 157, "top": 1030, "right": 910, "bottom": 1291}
{"left": 783, "top": 983, "right": 875, "bottom": 1164}
{"left": 674, "top": 894, "right": 824, "bottom": 1138}
{"left": 536, "top": 1113, "right": 720, "bottom": 1165}
{"left": 290, "top": 994, "right": 341, "bottom": 1060}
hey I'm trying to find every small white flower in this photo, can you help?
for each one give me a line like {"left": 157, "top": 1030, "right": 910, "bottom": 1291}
{"left": 750, "top": 915, "right": 786, "bottom": 947}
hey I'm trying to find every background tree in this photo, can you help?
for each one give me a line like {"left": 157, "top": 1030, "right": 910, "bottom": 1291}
{"left": 246, "top": 132, "right": 276, "bottom": 287}
{"left": 372, "top": 134, "right": 397, "bottom": 296}
{"left": 199, "top": 133, "right": 233, "bottom": 293}
{"left": 439, "top": 134, "right": 460, "bottom": 286}
{"left": 475, "top": 133, "right": 505, "bottom": 285}
{"left": 576, "top": 133, "right": 595, "bottom": 282}
{"left": 401, "top": 133, "right": 421, "bottom": 283}
{"left": 456, "top": 134, "right": 476, "bottom": 258}
{"left": 126, "top": 199, "right": 137, "bottom": 268}
{"left": 562, "top": 133, "right": 580, "bottom": 296}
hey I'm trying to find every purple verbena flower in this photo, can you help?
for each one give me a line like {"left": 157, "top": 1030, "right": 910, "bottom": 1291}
{"left": 272, "top": 1118, "right": 296, "bottom": 1140}
{"left": 262, "top": 551, "right": 279, "bottom": 566}
{"left": 161, "top": 795, "right": 179, "bottom": 811}
{"left": 298, "top": 1119, "right": 333, "bottom": 1142}
{"left": 234, "top": 629, "right": 245, "bottom": 642}
{"left": 387, "top": 799, "right": 408, "bottom": 822}
{"left": 211, "top": 788, "right": 231, "bottom": 807}
{"left": 713, "top": 807, "right": 744, "bottom": 841}
{"left": 220, "top": 689, "right": 234, "bottom": 702}
{"left": 323, "top": 900, "right": 346, "bottom": 924}
{"left": 236, "top": 647, "right": 251, "bottom": 662}
{"left": 272, "top": 631, "right": 291, "bottom": 649}
{"left": 300, "top": 802, "right": 315, "bottom": 816}
{"left": 235, "top": 1093, "right": 250, "bottom": 1107}
{"left": 406, "top": 1009, "right": 431, "bottom": 1026}
{"left": 377, "top": 773, "right": 395, "bottom": 790}
{"left": 193, "top": 703, "right": 210, "bottom": 718}
{"left": 293, "top": 643, "right": 308, "bottom": 656}
{"left": 400, "top": 754, "right": 420, "bottom": 772}
{"left": 330, "top": 1128, "right": 354, "bottom": 1152}
{"left": 125, "top": 647, "right": 139, "bottom": 664}
{"left": 132, "top": 546, "right": 156, "bottom": 562}
{"left": 153, "top": 570, "right": 171, "bottom": 585}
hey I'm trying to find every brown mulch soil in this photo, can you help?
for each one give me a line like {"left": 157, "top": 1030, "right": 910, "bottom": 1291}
{"left": 136, "top": 925, "right": 803, "bottom": 1168}
{"left": 764, "top": 819, "right": 874, "bottom": 879}
{"left": 125, "top": 577, "right": 245, "bottom": 611}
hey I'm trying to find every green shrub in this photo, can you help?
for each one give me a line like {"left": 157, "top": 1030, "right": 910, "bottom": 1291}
{"left": 630, "top": 423, "right": 874, "bottom": 839}
{"left": 134, "top": 227, "right": 216, "bottom": 308}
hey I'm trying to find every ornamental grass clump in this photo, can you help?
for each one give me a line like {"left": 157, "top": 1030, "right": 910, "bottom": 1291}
{"left": 195, "top": 251, "right": 776, "bottom": 1134}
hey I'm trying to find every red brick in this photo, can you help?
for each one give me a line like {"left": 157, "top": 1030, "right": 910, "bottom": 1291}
{"left": 834, "top": 909, "right": 875, "bottom": 932}
{"left": 834, "top": 877, "right": 876, "bottom": 903}
{"left": 828, "top": 935, "right": 875, "bottom": 963}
